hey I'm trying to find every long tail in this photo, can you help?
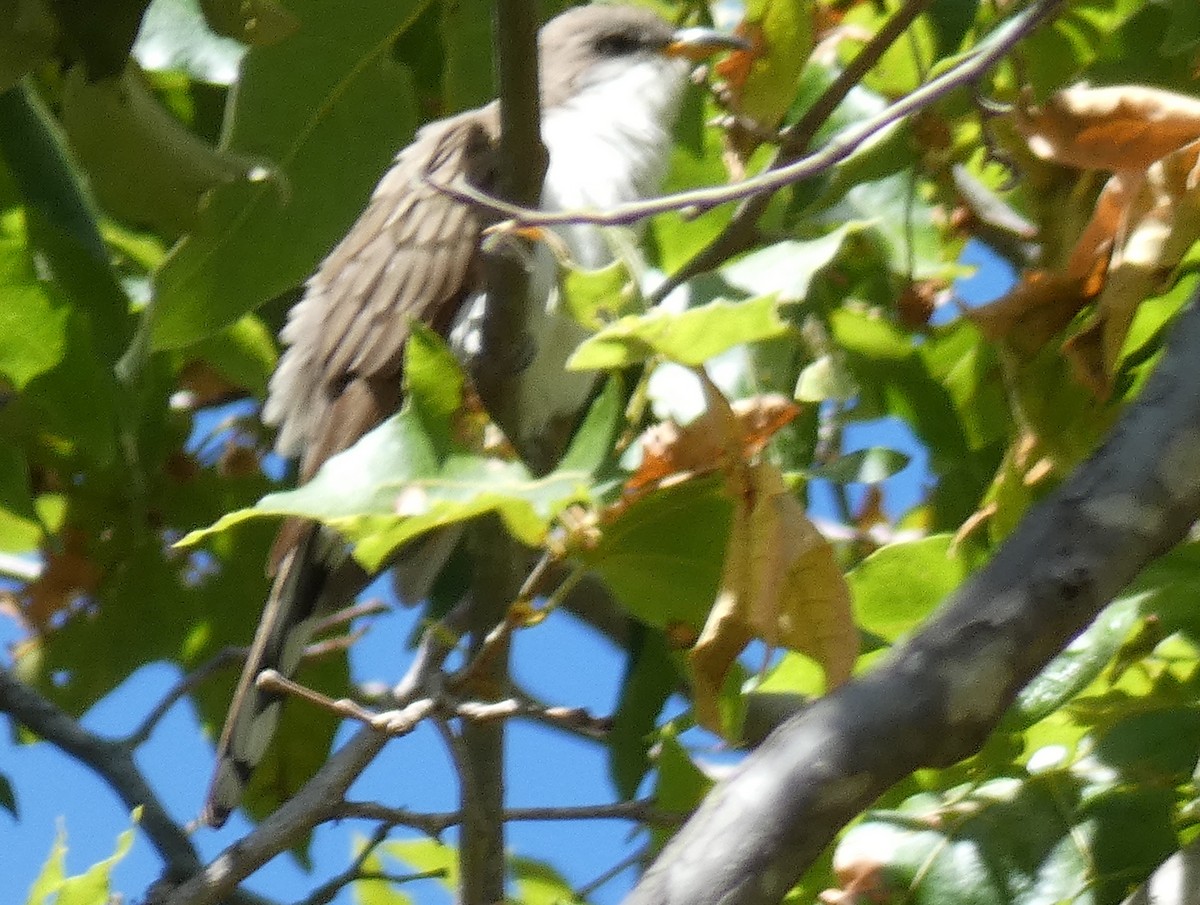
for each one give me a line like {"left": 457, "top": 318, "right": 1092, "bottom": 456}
{"left": 202, "top": 526, "right": 356, "bottom": 828}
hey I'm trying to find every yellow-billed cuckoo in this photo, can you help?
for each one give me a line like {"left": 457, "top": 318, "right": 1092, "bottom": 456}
{"left": 203, "top": 5, "right": 742, "bottom": 828}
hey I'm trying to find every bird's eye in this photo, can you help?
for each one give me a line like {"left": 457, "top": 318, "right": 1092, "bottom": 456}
{"left": 594, "top": 32, "right": 642, "bottom": 56}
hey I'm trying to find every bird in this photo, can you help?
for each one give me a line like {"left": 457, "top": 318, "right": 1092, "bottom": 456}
{"left": 202, "top": 4, "right": 744, "bottom": 828}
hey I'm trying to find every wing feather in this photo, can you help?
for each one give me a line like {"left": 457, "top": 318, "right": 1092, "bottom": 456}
{"left": 264, "top": 106, "right": 499, "bottom": 478}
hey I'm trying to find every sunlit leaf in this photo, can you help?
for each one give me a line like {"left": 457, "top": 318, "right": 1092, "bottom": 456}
{"left": 568, "top": 295, "right": 792, "bottom": 370}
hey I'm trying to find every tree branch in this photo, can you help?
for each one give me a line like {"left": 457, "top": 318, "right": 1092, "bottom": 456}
{"left": 625, "top": 288, "right": 1200, "bottom": 905}
{"left": 161, "top": 604, "right": 467, "bottom": 905}
{"left": 429, "top": 0, "right": 1063, "bottom": 234}
{"left": 648, "top": 0, "right": 935, "bottom": 302}
{"left": 330, "top": 797, "right": 681, "bottom": 833}
{"left": 0, "top": 668, "right": 202, "bottom": 883}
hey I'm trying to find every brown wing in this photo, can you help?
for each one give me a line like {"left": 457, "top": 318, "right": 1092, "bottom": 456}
{"left": 263, "top": 105, "right": 500, "bottom": 483}
{"left": 205, "top": 108, "right": 501, "bottom": 827}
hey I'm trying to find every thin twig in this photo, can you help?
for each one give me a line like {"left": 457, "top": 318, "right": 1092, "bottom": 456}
{"left": 429, "top": 0, "right": 1061, "bottom": 235}
{"left": 126, "top": 647, "right": 243, "bottom": 748}
{"left": 255, "top": 669, "right": 437, "bottom": 736}
{"left": 0, "top": 668, "right": 203, "bottom": 885}
{"left": 330, "top": 798, "right": 681, "bottom": 833}
{"left": 162, "top": 605, "right": 469, "bottom": 905}
{"left": 576, "top": 846, "right": 651, "bottom": 900}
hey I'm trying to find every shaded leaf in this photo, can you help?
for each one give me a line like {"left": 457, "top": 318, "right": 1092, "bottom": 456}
{"left": 61, "top": 63, "right": 248, "bottom": 235}
{"left": 151, "top": 0, "right": 425, "bottom": 348}
{"left": 808, "top": 447, "right": 911, "bottom": 485}
{"left": 584, "top": 476, "right": 732, "bottom": 631}
{"left": 610, "top": 627, "right": 677, "bottom": 800}
{"left": 199, "top": 0, "right": 298, "bottom": 45}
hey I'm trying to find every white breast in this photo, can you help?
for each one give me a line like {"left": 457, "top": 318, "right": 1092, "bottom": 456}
{"left": 497, "top": 54, "right": 689, "bottom": 451}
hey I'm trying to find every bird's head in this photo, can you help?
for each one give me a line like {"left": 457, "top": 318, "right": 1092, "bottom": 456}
{"left": 539, "top": 6, "right": 746, "bottom": 107}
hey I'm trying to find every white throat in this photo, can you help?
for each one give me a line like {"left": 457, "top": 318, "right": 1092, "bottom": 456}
{"left": 540, "top": 54, "right": 689, "bottom": 266}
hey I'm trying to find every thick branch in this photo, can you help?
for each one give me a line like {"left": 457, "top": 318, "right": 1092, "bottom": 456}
{"left": 626, "top": 287, "right": 1200, "bottom": 905}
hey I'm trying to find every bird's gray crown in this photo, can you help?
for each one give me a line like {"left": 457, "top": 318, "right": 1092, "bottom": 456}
{"left": 538, "top": 6, "right": 677, "bottom": 108}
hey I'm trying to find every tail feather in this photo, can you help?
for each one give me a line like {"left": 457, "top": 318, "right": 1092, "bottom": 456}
{"left": 203, "top": 526, "right": 348, "bottom": 828}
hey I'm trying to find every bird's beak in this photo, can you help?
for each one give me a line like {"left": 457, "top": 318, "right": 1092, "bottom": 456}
{"left": 664, "top": 26, "right": 750, "bottom": 62}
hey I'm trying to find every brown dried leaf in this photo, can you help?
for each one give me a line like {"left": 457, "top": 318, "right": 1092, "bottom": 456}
{"left": 967, "top": 269, "right": 1099, "bottom": 354}
{"left": 1015, "top": 84, "right": 1200, "bottom": 172}
{"left": 689, "top": 462, "right": 857, "bottom": 732}
{"left": 625, "top": 392, "right": 799, "bottom": 494}
{"left": 19, "top": 528, "right": 102, "bottom": 633}
{"left": 1064, "top": 138, "right": 1200, "bottom": 397}
{"left": 967, "top": 172, "right": 1121, "bottom": 355}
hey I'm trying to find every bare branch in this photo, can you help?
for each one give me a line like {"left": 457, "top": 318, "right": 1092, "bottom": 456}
{"left": 650, "top": 0, "right": 936, "bottom": 301}
{"left": 625, "top": 289, "right": 1200, "bottom": 905}
{"left": 162, "top": 605, "right": 468, "bottom": 905}
{"left": 429, "top": 0, "right": 1064, "bottom": 234}
{"left": 126, "top": 647, "right": 243, "bottom": 748}
{"left": 331, "top": 798, "right": 681, "bottom": 832}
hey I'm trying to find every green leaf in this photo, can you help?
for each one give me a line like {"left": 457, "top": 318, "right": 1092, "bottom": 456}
{"left": 808, "top": 447, "right": 911, "bottom": 485}
{"left": 198, "top": 0, "right": 299, "bottom": 46}
{"left": 0, "top": 237, "right": 69, "bottom": 389}
{"left": 54, "top": 809, "right": 139, "bottom": 905}
{"left": 839, "top": 0, "right": 937, "bottom": 96}
{"left": 353, "top": 850, "right": 413, "bottom": 905}
{"left": 568, "top": 295, "right": 792, "bottom": 371}
{"left": 186, "top": 312, "right": 277, "bottom": 397}
{"left": 794, "top": 354, "right": 857, "bottom": 404}
{"left": 181, "top": 407, "right": 597, "bottom": 571}
{"left": 26, "top": 822, "right": 66, "bottom": 905}
{"left": 151, "top": 0, "right": 426, "bottom": 348}
{"left": 382, "top": 838, "right": 457, "bottom": 889}
{"left": 510, "top": 855, "right": 577, "bottom": 905}
{"left": 583, "top": 477, "right": 731, "bottom": 630}
{"left": 0, "top": 442, "right": 41, "bottom": 552}
{"left": 26, "top": 809, "right": 139, "bottom": 905}
{"left": 439, "top": 0, "right": 494, "bottom": 108}
{"left": 60, "top": 64, "right": 248, "bottom": 238}
{"left": 849, "top": 535, "right": 969, "bottom": 643}
{"left": 610, "top": 627, "right": 677, "bottom": 799}
{"left": 650, "top": 733, "right": 710, "bottom": 852}
{"left": 561, "top": 256, "right": 642, "bottom": 330}
{"left": 52, "top": 0, "right": 153, "bottom": 79}
{"left": 720, "top": 223, "right": 871, "bottom": 302}
{"left": 557, "top": 376, "right": 623, "bottom": 475}
{"left": 928, "top": 0, "right": 980, "bottom": 55}
{"left": 404, "top": 323, "right": 466, "bottom": 455}
{"left": 1162, "top": 0, "right": 1200, "bottom": 54}
{"left": 0, "top": 2, "right": 55, "bottom": 92}
{"left": 1003, "top": 593, "right": 1141, "bottom": 730}
{"left": 648, "top": 93, "right": 735, "bottom": 273}
{"left": 838, "top": 777, "right": 1081, "bottom": 905}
